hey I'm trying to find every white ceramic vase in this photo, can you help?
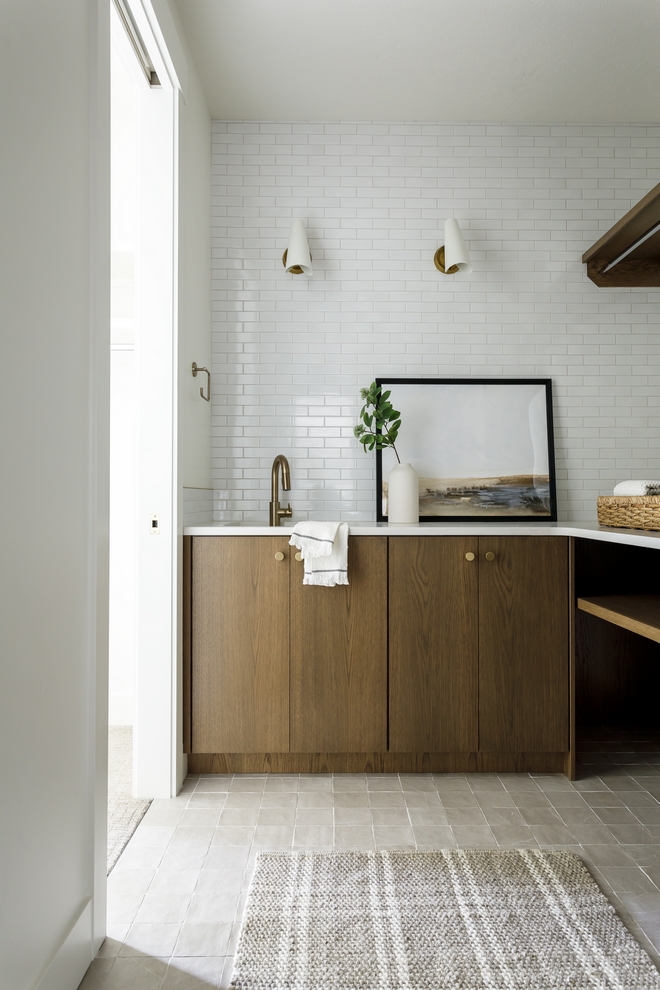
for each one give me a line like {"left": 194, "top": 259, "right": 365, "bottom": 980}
{"left": 387, "top": 462, "right": 419, "bottom": 523}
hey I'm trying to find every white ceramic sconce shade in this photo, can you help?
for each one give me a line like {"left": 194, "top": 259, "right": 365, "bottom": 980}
{"left": 434, "top": 217, "right": 473, "bottom": 274}
{"left": 283, "top": 219, "right": 313, "bottom": 275}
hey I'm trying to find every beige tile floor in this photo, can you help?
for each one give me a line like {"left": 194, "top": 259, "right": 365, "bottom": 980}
{"left": 80, "top": 729, "right": 660, "bottom": 989}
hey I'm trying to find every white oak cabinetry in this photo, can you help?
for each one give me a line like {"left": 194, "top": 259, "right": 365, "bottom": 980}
{"left": 183, "top": 534, "right": 572, "bottom": 776}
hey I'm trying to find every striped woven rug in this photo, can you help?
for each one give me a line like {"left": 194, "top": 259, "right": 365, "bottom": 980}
{"left": 107, "top": 726, "right": 151, "bottom": 874}
{"left": 231, "top": 849, "right": 660, "bottom": 990}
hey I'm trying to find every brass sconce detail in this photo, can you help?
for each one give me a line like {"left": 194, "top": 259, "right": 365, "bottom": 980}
{"left": 282, "top": 219, "right": 313, "bottom": 275}
{"left": 281, "top": 248, "right": 312, "bottom": 276}
{"left": 433, "top": 246, "right": 460, "bottom": 275}
{"left": 434, "top": 218, "right": 473, "bottom": 275}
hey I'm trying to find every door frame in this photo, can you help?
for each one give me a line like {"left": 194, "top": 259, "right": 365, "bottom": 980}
{"left": 121, "top": 0, "right": 181, "bottom": 800}
{"left": 88, "top": 0, "right": 183, "bottom": 967}
{"left": 106, "top": 0, "right": 183, "bottom": 806}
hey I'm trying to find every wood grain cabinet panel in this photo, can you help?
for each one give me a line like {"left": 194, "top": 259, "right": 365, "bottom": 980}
{"left": 389, "top": 537, "right": 479, "bottom": 753}
{"left": 185, "top": 534, "right": 570, "bottom": 770}
{"left": 290, "top": 537, "right": 387, "bottom": 752}
{"left": 191, "top": 536, "right": 290, "bottom": 753}
{"left": 478, "top": 536, "right": 569, "bottom": 752}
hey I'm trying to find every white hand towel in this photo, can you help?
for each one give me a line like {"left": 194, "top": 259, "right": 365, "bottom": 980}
{"left": 289, "top": 521, "right": 349, "bottom": 587}
{"left": 288, "top": 520, "right": 340, "bottom": 559}
{"left": 613, "top": 480, "right": 660, "bottom": 496}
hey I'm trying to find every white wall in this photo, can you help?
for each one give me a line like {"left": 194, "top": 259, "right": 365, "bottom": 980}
{"left": 109, "top": 349, "right": 136, "bottom": 724}
{"left": 152, "top": 0, "right": 212, "bottom": 491}
{"left": 148, "top": 0, "right": 212, "bottom": 791}
{"left": 210, "top": 122, "right": 660, "bottom": 523}
{"left": 109, "top": 16, "right": 139, "bottom": 727}
{"left": 106, "top": 0, "right": 212, "bottom": 794}
{"left": 0, "top": 1, "right": 109, "bottom": 988}
{"left": 177, "top": 67, "right": 213, "bottom": 491}
{"left": 134, "top": 0, "right": 211, "bottom": 797}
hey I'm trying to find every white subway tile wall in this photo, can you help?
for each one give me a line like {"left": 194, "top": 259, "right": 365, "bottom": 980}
{"left": 211, "top": 122, "right": 660, "bottom": 523}
{"left": 183, "top": 487, "right": 214, "bottom": 527}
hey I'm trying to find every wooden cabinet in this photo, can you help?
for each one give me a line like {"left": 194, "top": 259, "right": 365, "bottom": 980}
{"left": 189, "top": 536, "right": 290, "bottom": 753}
{"left": 582, "top": 180, "right": 660, "bottom": 288}
{"left": 187, "top": 535, "right": 387, "bottom": 757}
{"left": 478, "top": 537, "right": 569, "bottom": 753}
{"left": 389, "top": 536, "right": 569, "bottom": 759}
{"left": 389, "top": 537, "right": 478, "bottom": 753}
{"left": 290, "top": 537, "right": 387, "bottom": 752}
{"left": 185, "top": 533, "right": 571, "bottom": 775}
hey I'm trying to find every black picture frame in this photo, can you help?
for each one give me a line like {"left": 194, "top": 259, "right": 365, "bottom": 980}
{"left": 375, "top": 378, "right": 557, "bottom": 523}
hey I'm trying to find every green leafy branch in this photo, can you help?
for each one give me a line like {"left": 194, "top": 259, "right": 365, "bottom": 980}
{"left": 353, "top": 381, "right": 401, "bottom": 463}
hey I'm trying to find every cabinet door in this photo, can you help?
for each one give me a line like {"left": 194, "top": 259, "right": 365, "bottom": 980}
{"left": 389, "top": 537, "right": 479, "bottom": 752}
{"left": 479, "top": 536, "right": 568, "bottom": 752}
{"left": 290, "top": 537, "right": 387, "bottom": 752}
{"left": 191, "top": 537, "right": 290, "bottom": 753}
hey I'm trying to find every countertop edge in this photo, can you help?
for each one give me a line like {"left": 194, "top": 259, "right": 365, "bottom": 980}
{"left": 183, "top": 521, "right": 660, "bottom": 550}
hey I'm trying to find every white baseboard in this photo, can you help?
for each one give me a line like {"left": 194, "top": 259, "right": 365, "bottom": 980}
{"left": 32, "top": 898, "right": 94, "bottom": 990}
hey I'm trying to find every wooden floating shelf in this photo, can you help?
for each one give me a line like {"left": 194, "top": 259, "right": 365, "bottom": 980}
{"left": 577, "top": 594, "right": 660, "bottom": 644}
{"left": 583, "top": 182, "right": 660, "bottom": 287}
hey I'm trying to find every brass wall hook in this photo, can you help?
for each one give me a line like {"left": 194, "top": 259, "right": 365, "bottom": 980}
{"left": 192, "top": 362, "right": 210, "bottom": 402}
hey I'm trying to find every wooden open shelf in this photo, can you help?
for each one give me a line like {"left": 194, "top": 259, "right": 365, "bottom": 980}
{"left": 577, "top": 594, "right": 660, "bottom": 644}
{"left": 582, "top": 182, "right": 660, "bottom": 287}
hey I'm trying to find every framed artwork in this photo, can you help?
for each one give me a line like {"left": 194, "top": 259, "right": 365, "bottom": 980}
{"left": 376, "top": 378, "right": 557, "bottom": 522}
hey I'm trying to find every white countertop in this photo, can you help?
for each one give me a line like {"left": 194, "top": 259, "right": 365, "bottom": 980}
{"left": 183, "top": 520, "right": 660, "bottom": 550}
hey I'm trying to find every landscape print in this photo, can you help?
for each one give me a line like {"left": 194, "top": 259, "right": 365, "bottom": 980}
{"left": 418, "top": 474, "right": 551, "bottom": 516}
{"left": 378, "top": 380, "right": 556, "bottom": 521}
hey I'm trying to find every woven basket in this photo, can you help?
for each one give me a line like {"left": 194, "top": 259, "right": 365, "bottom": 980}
{"left": 597, "top": 495, "right": 660, "bottom": 531}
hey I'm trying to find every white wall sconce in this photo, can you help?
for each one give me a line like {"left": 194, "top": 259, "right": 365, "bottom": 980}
{"left": 434, "top": 218, "right": 472, "bottom": 274}
{"left": 282, "top": 219, "right": 313, "bottom": 275}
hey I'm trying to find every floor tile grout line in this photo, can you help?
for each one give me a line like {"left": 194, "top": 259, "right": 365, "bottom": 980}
{"left": 104, "top": 743, "right": 660, "bottom": 983}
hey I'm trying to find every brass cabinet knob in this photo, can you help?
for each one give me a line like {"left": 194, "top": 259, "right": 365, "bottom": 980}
{"left": 274, "top": 551, "right": 285, "bottom": 561}
{"left": 295, "top": 552, "right": 303, "bottom": 562}
{"left": 465, "top": 552, "right": 475, "bottom": 561}
{"left": 485, "top": 551, "right": 495, "bottom": 561}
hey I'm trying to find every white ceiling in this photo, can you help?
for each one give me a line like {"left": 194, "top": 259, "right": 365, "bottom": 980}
{"left": 174, "top": 0, "right": 660, "bottom": 122}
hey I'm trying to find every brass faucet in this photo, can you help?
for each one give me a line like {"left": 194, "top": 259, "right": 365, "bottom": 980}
{"left": 269, "top": 454, "right": 292, "bottom": 526}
